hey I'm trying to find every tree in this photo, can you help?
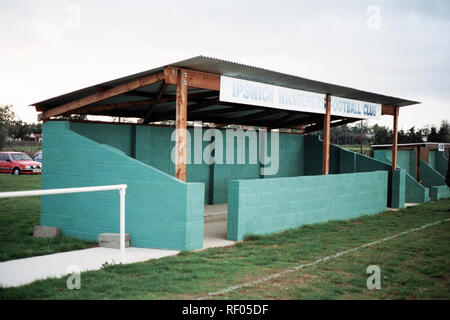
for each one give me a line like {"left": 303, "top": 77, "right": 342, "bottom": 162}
{"left": 9, "top": 120, "right": 31, "bottom": 140}
{"left": 373, "top": 125, "right": 392, "bottom": 145}
{"left": 0, "top": 105, "right": 16, "bottom": 149}
{"left": 28, "top": 122, "right": 42, "bottom": 134}
{"left": 438, "top": 120, "right": 450, "bottom": 142}
{"left": 428, "top": 127, "right": 439, "bottom": 142}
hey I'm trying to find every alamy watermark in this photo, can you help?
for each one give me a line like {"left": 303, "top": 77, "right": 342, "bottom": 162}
{"left": 66, "top": 265, "right": 81, "bottom": 290}
{"left": 66, "top": 4, "right": 81, "bottom": 30}
{"left": 366, "top": 5, "right": 381, "bottom": 30}
{"left": 366, "top": 265, "right": 381, "bottom": 289}
{"left": 170, "top": 124, "right": 280, "bottom": 176}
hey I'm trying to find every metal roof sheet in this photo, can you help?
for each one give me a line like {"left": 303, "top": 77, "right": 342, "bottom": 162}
{"left": 32, "top": 55, "right": 419, "bottom": 108}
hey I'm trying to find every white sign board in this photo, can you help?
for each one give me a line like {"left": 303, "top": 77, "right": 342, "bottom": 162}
{"left": 438, "top": 143, "right": 444, "bottom": 152}
{"left": 219, "top": 76, "right": 381, "bottom": 120}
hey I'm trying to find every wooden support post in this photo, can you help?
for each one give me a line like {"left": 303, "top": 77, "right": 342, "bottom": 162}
{"left": 322, "top": 94, "right": 331, "bottom": 175}
{"left": 175, "top": 69, "right": 188, "bottom": 181}
{"left": 392, "top": 106, "right": 399, "bottom": 171}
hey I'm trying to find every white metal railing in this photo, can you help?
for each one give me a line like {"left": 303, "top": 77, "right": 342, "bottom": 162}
{"left": 0, "top": 184, "right": 128, "bottom": 262}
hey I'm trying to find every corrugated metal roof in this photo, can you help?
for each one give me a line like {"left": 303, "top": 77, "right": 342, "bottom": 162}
{"left": 32, "top": 55, "right": 419, "bottom": 108}
{"left": 169, "top": 56, "right": 419, "bottom": 107}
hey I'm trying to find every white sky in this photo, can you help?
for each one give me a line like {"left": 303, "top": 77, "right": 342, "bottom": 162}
{"left": 0, "top": 0, "right": 449, "bottom": 130}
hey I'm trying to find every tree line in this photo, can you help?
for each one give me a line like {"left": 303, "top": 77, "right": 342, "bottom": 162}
{"left": 0, "top": 105, "right": 42, "bottom": 149}
{"left": 329, "top": 120, "right": 450, "bottom": 145}
{"left": 1, "top": 104, "right": 449, "bottom": 149}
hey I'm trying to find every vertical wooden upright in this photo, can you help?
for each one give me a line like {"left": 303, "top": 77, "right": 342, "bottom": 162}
{"left": 392, "top": 106, "right": 399, "bottom": 171}
{"left": 322, "top": 94, "right": 331, "bottom": 175}
{"left": 175, "top": 69, "right": 187, "bottom": 181}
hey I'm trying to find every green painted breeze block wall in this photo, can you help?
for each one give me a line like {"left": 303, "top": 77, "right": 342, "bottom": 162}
{"left": 430, "top": 185, "right": 450, "bottom": 201}
{"left": 369, "top": 148, "right": 429, "bottom": 203}
{"left": 434, "top": 151, "right": 448, "bottom": 177}
{"left": 373, "top": 150, "right": 416, "bottom": 177}
{"left": 405, "top": 173, "right": 429, "bottom": 203}
{"left": 419, "top": 159, "right": 446, "bottom": 188}
{"left": 71, "top": 122, "right": 305, "bottom": 205}
{"left": 428, "top": 150, "right": 448, "bottom": 176}
{"left": 227, "top": 171, "right": 388, "bottom": 241}
{"left": 304, "top": 136, "right": 340, "bottom": 175}
{"left": 391, "top": 169, "right": 406, "bottom": 209}
{"left": 41, "top": 121, "right": 204, "bottom": 250}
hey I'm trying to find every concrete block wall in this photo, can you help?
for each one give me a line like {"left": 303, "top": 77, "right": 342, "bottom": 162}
{"left": 304, "top": 135, "right": 340, "bottom": 175}
{"left": 430, "top": 185, "right": 450, "bottom": 201}
{"left": 70, "top": 121, "right": 305, "bottom": 205}
{"left": 373, "top": 149, "right": 416, "bottom": 177}
{"left": 41, "top": 121, "right": 204, "bottom": 250}
{"left": 227, "top": 171, "right": 388, "bottom": 241}
{"left": 429, "top": 151, "right": 448, "bottom": 177}
{"left": 435, "top": 152, "right": 448, "bottom": 177}
{"left": 340, "top": 144, "right": 428, "bottom": 203}
{"left": 404, "top": 173, "right": 429, "bottom": 203}
{"left": 391, "top": 169, "right": 406, "bottom": 208}
{"left": 420, "top": 159, "right": 447, "bottom": 188}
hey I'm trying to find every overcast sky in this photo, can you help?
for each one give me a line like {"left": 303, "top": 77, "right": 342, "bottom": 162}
{"left": 1, "top": 0, "right": 449, "bottom": 129}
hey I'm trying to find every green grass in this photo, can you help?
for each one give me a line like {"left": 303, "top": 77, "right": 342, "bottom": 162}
{"left": 0, "top": 175, "right": 95, "bottom": 262}
{"left": 0, "top": 197, "right": 448, "bottom": 300}
{"left": 1, "top": 143, "right": 41, "bottom": 157}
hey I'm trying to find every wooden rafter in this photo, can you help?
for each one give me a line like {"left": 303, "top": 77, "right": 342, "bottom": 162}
{"left": 267, "top": 111, "right": 297, "bottom": 129}
{"left": 303, "top": 117, "right": 357, "bottom": 133}
{"left": 150, "top": 98, "right": 220, "bottom": 122}
{"left": 38, "top": 71, "right": 165, "bottom": 120}
{"left": 276, "top": 114, "right": 325, "bottom": 129}
{"left": 142, "top": 81, "right": 168, "bottom": 123}
{"left": 69, "top": 99, "right": 155, "bottom": 115}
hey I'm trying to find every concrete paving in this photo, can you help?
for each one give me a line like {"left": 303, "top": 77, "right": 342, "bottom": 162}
{"left": 0, "top": 204, "right": 235, "bottom": 288}
{"left": 202, "top": 220, "right": 235, "bottom": 249}
{"left": 388, "top": 202, "right": 420, "bottom": 211}
{"left": 204, "top": 203, "right": 227, "bottom": 223}
{"left": 203, "top": 204, "right": 235, "bottom": 250}
{"left": 0, "top": 247, "right": 179, "bottom": 288}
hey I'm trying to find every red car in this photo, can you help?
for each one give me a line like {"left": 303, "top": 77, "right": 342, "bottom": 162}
{"left": 0, "top": 151, "right": 42, "bottom": 175}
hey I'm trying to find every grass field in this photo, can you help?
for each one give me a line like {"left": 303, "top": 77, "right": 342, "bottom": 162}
{"left": 340, "top": 145, "right": 372, "bottom": 156}
{"left": 0, "top": 179, "right": 448, "bottom": 299}
{"left": 0, "top": 175, "right": 95, "bottom": 262}
{"left": 1, "top": 143, "right": 41, "bottom": 157}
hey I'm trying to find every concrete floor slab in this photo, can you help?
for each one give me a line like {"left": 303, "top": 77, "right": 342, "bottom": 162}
{"left": 202, "top": 220, "right": 235, "bottom": 250}
{"left": 204, "top": 203, "right": 227, "bottom": 223}
{"left": 388, "top": 202, "right": 421, "bottom": 211}
{"left": 202, "top": 203, "right": 235, "bottom": 249}
{"left": 0, "top": 247, "right": 179, "bottom": 288}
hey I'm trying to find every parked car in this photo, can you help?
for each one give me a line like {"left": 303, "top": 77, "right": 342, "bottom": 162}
{"left": 32, "top": 150, "right": 42, "bottom": 163}
{"left": 0, "top": 151, "right": 42, "bottom": 175}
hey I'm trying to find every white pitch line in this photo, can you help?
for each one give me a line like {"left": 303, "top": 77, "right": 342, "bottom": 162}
{"left": 198, "top": 218, "right": 450, "bottom": 300}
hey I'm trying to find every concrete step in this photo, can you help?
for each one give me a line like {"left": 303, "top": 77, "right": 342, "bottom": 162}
{"left": 98, "top": 233, "right": 130, "bottom": 249}
{"left": 204, "top": 213, "right": 227, "bottom": 223}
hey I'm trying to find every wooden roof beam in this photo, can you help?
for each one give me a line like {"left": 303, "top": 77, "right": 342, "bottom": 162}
{"left": 141, "top": 81, "right": 168, "bottom": 123}
{"left": 303, "top": 117, "right": 357, "bottom": 133}
{"left": 38, "top": 71, "right": 165, "bottom": 120}
{"left": 382, "top": 104, "right": 397, "bottom": 116}
{"left": 164, "top": 67, "right": 220, "bottom": 91}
